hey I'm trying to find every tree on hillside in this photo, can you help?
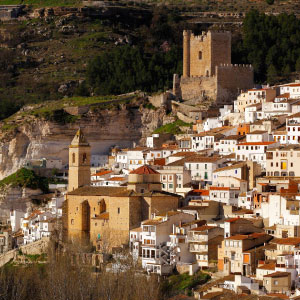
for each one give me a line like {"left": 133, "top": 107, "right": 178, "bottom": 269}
{"left": 233, "top": 10, "right": 300, "bottom": 83}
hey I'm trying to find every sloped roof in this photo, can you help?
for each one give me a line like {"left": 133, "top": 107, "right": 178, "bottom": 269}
{"left": 273, "top": 237, "right": 300, "bottom": 245}
{"left": 213, "top": 162, "right": 246, "bottom": 173}
{"left": 70, "top": 128, "right": 90, "bottom": 147}
{"left": 257, "top": 263, "right": 275, "bottom": 270}
{"left": 67, "top": 186, "right": 126, "bottom": 196}
{"left": 92, "top": 170, "right": 112, "bottom": 177}
{"left": 130, "top": 165, "right": 159, "bottom": 175}
{"left": 264, "top": 271, "right": 290, "bottom": 278}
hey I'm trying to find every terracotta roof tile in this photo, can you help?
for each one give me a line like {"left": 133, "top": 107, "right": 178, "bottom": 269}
{"left": 92, "top": 170, "right": 112, "bottom": 176}
{"left": 238, "top": 142, "right": 276, "bottom": 146}
{"left": 130, "top": 165, "right": 159, "bottom": 175}
{"left": 273, "top": 237, "right": 300, "bottom": 245}
{"left": 68, "top": 186, "right": 126, "bottom": 196}
{"left": 264, "top": 271, "right": 290, "bottom": 278}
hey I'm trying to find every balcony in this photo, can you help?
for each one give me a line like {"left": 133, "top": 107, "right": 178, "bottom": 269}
{"left": 189, "top": 244, "right": 207, "bottom": 253}
{"left": 187, "top": 235, "right": 207, "bottom": 243}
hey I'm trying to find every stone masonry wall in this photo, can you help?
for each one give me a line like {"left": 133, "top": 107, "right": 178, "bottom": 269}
{"left": 20, "top": 237, "right": 50, "bottom": 255}
{"left": 184, "top": 31, "right": 231, "bottom": 78}
{"left": 180, "top": 76, "right": 217, "bottom": 101}
{"left": 216, "top": 64, "right": 254, "bottom": 104}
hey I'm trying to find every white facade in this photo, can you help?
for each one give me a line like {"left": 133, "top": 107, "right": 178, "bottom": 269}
{"left": 184, "top": 157, "right": 225, "bottom": 182}
{"left": 116, "top": 151, "right": 128, "bottom": 169}
{"left": 280, "top": 83, "right": 300, "bottom": 99}
{"left": 236, "top": 141, "right": 279, "bottom": 170}
{"left": 203, "top": 118, "right": 223, "bottom": 132}
{"left": 21, "top": 211, "right": 56, "bottom": 245}
{"left": 286, "top": 114, "right": 300, "bottom": 144}
{"left": 127, "top": 149, "right": 149, "bottom": 171}
{"left": 209, "top": 187, "right": 240, "bottom": 206}
{"left": 214, "top": 136, "right": 243, "bottom": 155}
{"left": 140, "top": 212, "right": 195, "bottom": 275}
{"left": 10, "top": 210, "right": 26, "bottom": 232}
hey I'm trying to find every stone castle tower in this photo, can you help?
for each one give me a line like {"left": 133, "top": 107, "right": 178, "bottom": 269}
{"left": 174, "top": 30, "right": 254, "bottom": 104}
{"left": 68, "top": 129, "right": 91, "bottom": 192}
{"left": 183, "top": 30, "right": 231, "bottom": 78}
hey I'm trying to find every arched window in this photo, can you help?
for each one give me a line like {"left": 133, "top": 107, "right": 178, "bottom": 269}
{"left": 198, "top": 51, "right": 202, "bottom": 60}
{"left": 83, "top": 153, "right": 87, "bottom": 163}
{"left": 72, "top": 153, "right": 75, "bottom": 164}
{"left": 99, "top": 199, "right": 106, "bottom": 214}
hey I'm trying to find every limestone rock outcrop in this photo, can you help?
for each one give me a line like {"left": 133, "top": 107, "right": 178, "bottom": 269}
{"left": 0, "top": 102, "right": 167, "bottom": 180}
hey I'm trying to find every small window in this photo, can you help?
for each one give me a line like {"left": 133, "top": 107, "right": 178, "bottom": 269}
{"left": 71, "top": 219, "right": 74, "bottom": 225}
{"left": 72, "top": 153, "right": 75, "bottom": 164}
{"left": 118, "top": 208, "right": 120, "bottom": 214}
{"left": 198, "top": 51, "right": 202, "bottom": 60}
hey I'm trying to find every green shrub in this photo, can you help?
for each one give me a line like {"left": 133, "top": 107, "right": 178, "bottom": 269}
{"left": 0, "top": 168, "right": 49, "bottom": 192}
{"left": 153, "top": 119, "right": 191, "bottom": 135}
{"left": 161, "top": 272, "right": 210, "bottom": 297}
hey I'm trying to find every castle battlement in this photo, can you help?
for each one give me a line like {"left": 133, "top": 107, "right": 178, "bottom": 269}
{"left": 179, "top": 29, "right": 254, "bottom": 105}
{"left": 183, "top": 29, "right": 231, "bottom": 78}
{"left": 184, "top": 30, "right": 231, "bottom": 43}
{"left": 218, "top": 63, "right": 253, "bottom": 69}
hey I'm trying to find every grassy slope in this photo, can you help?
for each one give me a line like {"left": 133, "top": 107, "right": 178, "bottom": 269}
{"left": 0, "top": 0, "right": 299, "bottom": 120}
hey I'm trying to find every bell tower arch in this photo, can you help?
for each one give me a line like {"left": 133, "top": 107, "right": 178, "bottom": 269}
{"left": 68, "top": 129, "right": 91, "bottom": 192}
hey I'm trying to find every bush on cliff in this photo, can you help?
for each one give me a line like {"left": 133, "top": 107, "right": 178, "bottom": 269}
{"left": 0, "top": 168, "right": 49, "bottom": 192}
{"left": 153, "top": 119, "right": 191, "bottom": 135}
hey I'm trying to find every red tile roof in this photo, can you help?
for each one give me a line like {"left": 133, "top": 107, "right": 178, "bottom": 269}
{"left": 153, "top": 158, "right": 166, "bottom": 166}
{"left": 238, "top": 142, "right": 276, "bottom": 146}
{"left": 285, "top": 83, "right": 300, "bottom": 87}
{"left": 192, "top": 189, "right": 209, "bottom": 196}
{"left": 225, "top": 217, "right": 240, "bottom": 223}
{"left": 92, "top": 170, "right": 112, "bottom": 176}
{"left": 273, "top": 237, "right": 300, "bottom": 245}
{"left": 130, "top": 165, "right": 159, "bottom": 175}
{"left": 107, "top": 177, "right": 125, "bottom": 181}
{"left": 209, "top": 187, "right": 230, "bottom": 191}
{"left": 257, "top": 263, "right": 275, "bottom": 270}
{"left": 264, "top": 271, "right": 290, "bottom": 278}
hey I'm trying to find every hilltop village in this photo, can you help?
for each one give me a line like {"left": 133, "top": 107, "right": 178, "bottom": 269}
{"left": 2, "top": 29, "right": 300, "bottom": 299}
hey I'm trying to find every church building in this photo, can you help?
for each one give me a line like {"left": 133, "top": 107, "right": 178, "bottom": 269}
{"left": 64, "top": 129, "right": 183, "bottom": 248}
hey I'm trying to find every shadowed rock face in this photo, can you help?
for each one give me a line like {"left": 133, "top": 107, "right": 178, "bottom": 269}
{"left": 0, "top": 104, "right": 167, "bottom": 180}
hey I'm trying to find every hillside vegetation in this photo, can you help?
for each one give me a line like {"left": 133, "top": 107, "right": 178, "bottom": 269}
{"left": 0, "top": 0, "right": 80, "bottom": 6}
{"left": 233, "top": 10, "right": 300, "bottom": 83}
{"left": 0, "top": 168, "right": 49, "bottom": 192}
{"left": 1, "top": 4, "right": 300, "bottom": 121}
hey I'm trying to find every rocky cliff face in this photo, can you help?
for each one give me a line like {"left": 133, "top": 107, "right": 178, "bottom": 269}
{"left": 0, "top": 101, "right": 167, "bottom": 180}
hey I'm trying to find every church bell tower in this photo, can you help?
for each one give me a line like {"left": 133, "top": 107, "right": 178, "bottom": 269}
{"left": 68, "top": 129, "right": 91, "bottom": 192}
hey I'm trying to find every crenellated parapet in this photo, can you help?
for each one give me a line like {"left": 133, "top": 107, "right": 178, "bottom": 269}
{"left": 217, "top": 63, "right": 253, "bottom": 69}
{"left": 178, "top": 30, "right": 254, "bottom": 105}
